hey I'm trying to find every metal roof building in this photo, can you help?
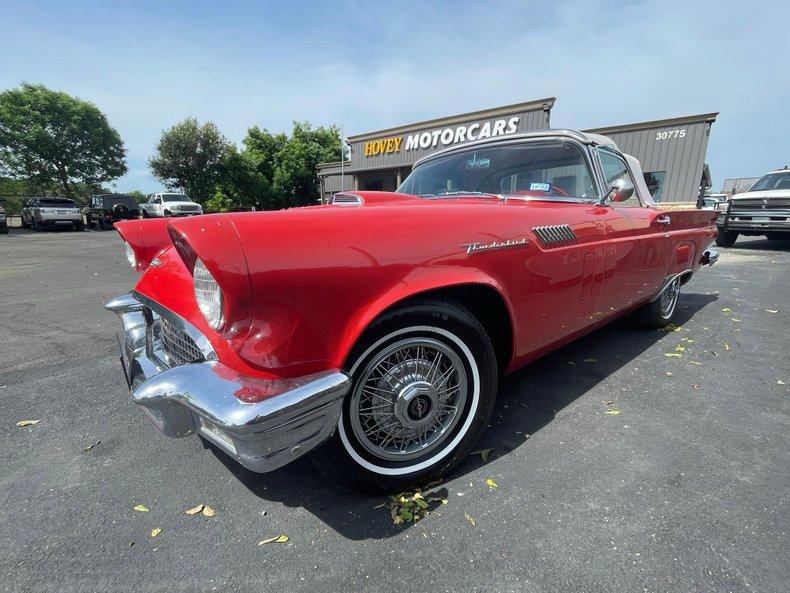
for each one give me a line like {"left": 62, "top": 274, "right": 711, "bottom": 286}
{"left": 318, "top": 99, "right": 717, "bottom": 204}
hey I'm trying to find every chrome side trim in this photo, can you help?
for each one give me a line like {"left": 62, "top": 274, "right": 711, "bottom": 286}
{"left": 532, "top": 224, "right": 577, "bottom": 246}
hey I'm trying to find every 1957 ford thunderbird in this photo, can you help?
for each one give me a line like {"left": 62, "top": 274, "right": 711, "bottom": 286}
{"left": 107, "top": 130, "right": 719, "bottom": 492}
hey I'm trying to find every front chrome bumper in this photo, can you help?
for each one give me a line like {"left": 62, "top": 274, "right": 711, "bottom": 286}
{"left": 105, "top": 292, "right": 350, "bottom": 473}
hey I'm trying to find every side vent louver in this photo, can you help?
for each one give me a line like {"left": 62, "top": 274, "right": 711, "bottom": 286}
{"left": 532, "top": 224, "right": 577, "bottom": 247}
{"left": 331, "top": 193, "right": 364, "bottom": 206}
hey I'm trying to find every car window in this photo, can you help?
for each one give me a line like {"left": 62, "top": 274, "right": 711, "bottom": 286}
{"left": 598, "top": 150, "right": 642, "bottom": 208}
{"left": 398, "top": 140, "right": 598, "bottom": 200}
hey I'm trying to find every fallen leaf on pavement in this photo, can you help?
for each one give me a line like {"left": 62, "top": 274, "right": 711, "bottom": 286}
{"left": 663, "top": 353, "right": 682, "bottom": 358}
{"left": 778, "top": 380, "right": 786, "bottom": 385}
{"left": 584, "top": 358, "right": 597, "bottom": 363}
{"left": 666, "top": 372, "right": 673, "bottom": 377}
{"left": 150, "top": 528, "right": 162, "bottom": 538}
{"left": 721, "top": 308, "right": 732, "bottom": 314}
{"left": 185, "top": 504, "right": 205, "bottom": 516}
{"left": 689, "top": 361, "right": 702, "bottom": 366}
{"left": 258, "top": 535, "right": 289, "bottom": 545}
{"left": 485, "top": 478, "right": 498, "bottom": 489}
{"left": 675, "top": 345, "right": 686, "bottom": 353}
{"left": 766, "top": 310, "right": 779, "bottom": 314}
{"left": 133, "top": 504, "right": 149, "bottom": 513}
{"left": 724, "top": 343, "right": 731, "bottom": 351}
{"left": 83, "top": 441, "right": 100, "bottom": 452}
{"left": 464, "top": 513, "right": 477, "bottom": 527}
{"left": 16, "top": 420, "right": 41, "bottom": 427}
{"left": 471, "top": 448, "right": 493, "bottom": 462}
{"left": 605, "top": 409, "right": 621, "bottom": 415}
{"left": 202, "top": 505, "right": 216, "bottom": 518}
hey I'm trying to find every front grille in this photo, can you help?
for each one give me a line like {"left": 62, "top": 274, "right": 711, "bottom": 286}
{"left": 732, "top": 197, "right": 790, "bottom": 211}
{"left": 158, "top": 316, "right": 204, "bottom": 367}
{"left": 179, "top": 204, "right": 200, "bottom": 212}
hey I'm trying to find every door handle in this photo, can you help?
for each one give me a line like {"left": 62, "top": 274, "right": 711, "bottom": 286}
{"left": 655, "top": 215, "right": 671, "bottom": 226}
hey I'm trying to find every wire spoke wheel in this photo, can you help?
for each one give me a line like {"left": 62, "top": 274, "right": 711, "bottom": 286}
{"left": 349, "top": 337, "right": 468, "bottom": 462}
{"left": 660, "top": 277, "right": 681, "bottom": 318}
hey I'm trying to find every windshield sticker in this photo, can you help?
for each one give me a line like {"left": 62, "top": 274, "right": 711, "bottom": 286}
{"left": 529, "top": 183, "right": 551, "bottom": 192}
{"left": 466, "top": 154, "right": 490, "bottom": 170}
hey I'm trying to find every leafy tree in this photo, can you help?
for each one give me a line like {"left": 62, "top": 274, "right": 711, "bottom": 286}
{"left": 126, "top": 190, "right": 149, "bottom": 203}
{"left": 272, "top": 121, "right": 340, "bottom": 207}
{"left": 212, "top": 147, "right": 272, "bottom": 211}
{"left": 149, "top": 118, "right": 231, "bottom": 203}
{"left": 0, "top": 83, "right": 127, "bottom": 197}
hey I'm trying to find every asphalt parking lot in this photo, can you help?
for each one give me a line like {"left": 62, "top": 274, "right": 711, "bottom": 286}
{"left": 1, "top": 227, "right": 788, "bottom": 593}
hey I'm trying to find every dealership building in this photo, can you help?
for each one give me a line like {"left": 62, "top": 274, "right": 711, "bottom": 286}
{"left": 317, "top": 97, "right": 717, "bottom": 204}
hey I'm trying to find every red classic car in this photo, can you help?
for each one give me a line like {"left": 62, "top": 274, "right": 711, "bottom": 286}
{"left": 107, "top": 130, "right": 719, "bottom": 493}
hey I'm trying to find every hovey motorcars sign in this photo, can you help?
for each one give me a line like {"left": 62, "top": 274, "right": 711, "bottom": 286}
{"left": 364, "top": 116, "right": 520, "bottom": 156}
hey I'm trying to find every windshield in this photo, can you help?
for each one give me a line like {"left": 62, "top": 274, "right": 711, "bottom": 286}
{"left": 397, "top": 140, "right": 599, "bottom": 200}
{"left": 749, "top": 172, "right": 790, "bottom": 192}
{"left": 40, "top": 199, "right": 76, "bottom": 208}
{"left": 162, "top": 194, "right": 190, "bottom": 202}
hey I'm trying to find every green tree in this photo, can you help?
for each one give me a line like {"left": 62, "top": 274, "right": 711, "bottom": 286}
{"left": 149, "top": 118, "right": 231, "bottom": 203}
{"left": 126, "top": 190, "right": 149, "bottom": 204}
{"left": 0, "top": 83, "right": 127, "bottom": 197}
{"left": 272, "top": 121, "right": 340, "bottom": 207}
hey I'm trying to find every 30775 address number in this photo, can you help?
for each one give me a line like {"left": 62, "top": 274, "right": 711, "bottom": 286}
{"left": 656, "top": 129, "right": 686, "bottom": 140}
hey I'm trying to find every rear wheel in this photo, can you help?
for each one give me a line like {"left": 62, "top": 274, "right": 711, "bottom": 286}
{"left": 32, "top": 219, "right": 41, "bottom": 231}
{"left": 310, "top": 299, "right": 498, "bottom": 494}
{"left": 716, "top": 229, "right": 738, "bottom": 247}
{"left": 638, "top": 277, "right": 681, "bottom": 328}
{"left": 142, "top": 209, "right": 149, "bottom": 218}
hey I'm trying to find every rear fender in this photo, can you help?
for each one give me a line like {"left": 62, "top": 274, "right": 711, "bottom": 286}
{"left": 332, "top": 267, "right": 515, "bottom": 370}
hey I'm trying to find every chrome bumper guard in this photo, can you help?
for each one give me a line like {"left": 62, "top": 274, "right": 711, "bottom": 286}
{"left": 105, "top": 293, "right": 350, "bottom": 473}
{"left": 701, "top": 248, "right": 719, "bottom": 266}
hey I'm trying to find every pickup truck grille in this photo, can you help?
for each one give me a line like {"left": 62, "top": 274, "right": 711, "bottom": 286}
{"left": 732, "top": 197, "right": 790, "bottom": 211}
{"left": 179, "top": 204, "right": 200, "bottom": 212}
{"left": 158, "top": 316, "right": 204, "bottom": 367}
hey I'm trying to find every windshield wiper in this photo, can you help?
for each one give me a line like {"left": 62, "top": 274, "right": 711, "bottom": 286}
{"left": 423, "top": 190, "right": 503, "bottom": 199}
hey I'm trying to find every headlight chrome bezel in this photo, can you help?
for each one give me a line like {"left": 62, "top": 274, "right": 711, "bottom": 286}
{"left": 193, "top": 258, "right": 224, "bottom": 330}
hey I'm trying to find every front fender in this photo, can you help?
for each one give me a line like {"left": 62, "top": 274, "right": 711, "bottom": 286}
{"left": 332, "top": 267, "right": 515, "bottom": 370}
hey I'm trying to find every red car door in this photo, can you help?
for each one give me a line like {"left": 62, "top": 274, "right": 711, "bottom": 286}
{"left": 596, "top": 149, "right": 670, "bottom": 316}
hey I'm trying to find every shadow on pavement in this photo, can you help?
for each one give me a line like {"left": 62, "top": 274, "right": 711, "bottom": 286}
{"left": 206, "top": 290, "right": 719, "bottom": 540}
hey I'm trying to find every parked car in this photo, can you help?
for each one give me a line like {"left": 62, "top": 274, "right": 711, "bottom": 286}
{"left": 106, "top": 129, "right": 719, "bottom": 493}
{"left": 0, "top": 205, "right": 8, "bottom": 234}
{"left": 700, "top": 193, "right": 728, "bottom": 210}
{"left": 716, "top": 167, "right": 790, "bottom": 246}
{"left": 140, "top": 193, "right": 203, "bottom": 218}
{"left": 20, "top": 197, "right": 83, "bottom": 231}
{"left": 85, "top": 194, "right": 140, "bottom": 229}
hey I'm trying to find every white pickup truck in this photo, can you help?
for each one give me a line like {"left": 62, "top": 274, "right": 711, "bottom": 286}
{"left": 140, "top": 193, "right": 203, "bottom": 218}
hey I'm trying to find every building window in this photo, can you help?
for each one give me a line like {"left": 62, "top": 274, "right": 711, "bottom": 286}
{"left": 643, "top": 171, "right": 666, "bottom": 202}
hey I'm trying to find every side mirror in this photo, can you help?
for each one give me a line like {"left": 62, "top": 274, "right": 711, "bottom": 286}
{"left": 600, "top": 177, "right": 635, "bottom": 205}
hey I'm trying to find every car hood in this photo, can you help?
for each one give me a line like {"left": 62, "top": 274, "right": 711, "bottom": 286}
{"left": 732, "top": 189, "right": 790, "bottom": 200}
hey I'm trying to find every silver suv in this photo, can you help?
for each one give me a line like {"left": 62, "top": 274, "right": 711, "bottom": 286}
{"left": 21, "top": 197, "right": 84, "bottom": 231}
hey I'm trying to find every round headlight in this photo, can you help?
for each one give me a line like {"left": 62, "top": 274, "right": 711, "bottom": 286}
{"left": 193, "top": 258, "right": 224, "bottom": 329}
{"left": 124, "top": 242, "right": 136, "bottom": 269}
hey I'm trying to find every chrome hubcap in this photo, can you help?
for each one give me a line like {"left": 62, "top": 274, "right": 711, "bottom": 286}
{"left": 349, "top": 337, "right": 467, "bottom": 462}
{"left": 660, "top": 278, "right": 681, "bottom": 317}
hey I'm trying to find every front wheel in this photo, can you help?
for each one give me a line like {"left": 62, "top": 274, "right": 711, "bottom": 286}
{"left": 716, "top": 229, "right": 738, "bottom": 247}
{"left": 310, "top": 299, "right": 498, "bottom": 494}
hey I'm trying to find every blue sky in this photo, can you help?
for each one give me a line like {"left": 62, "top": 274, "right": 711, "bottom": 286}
{"left": 1, "top": 0, "right": 787, "bottom": 193}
